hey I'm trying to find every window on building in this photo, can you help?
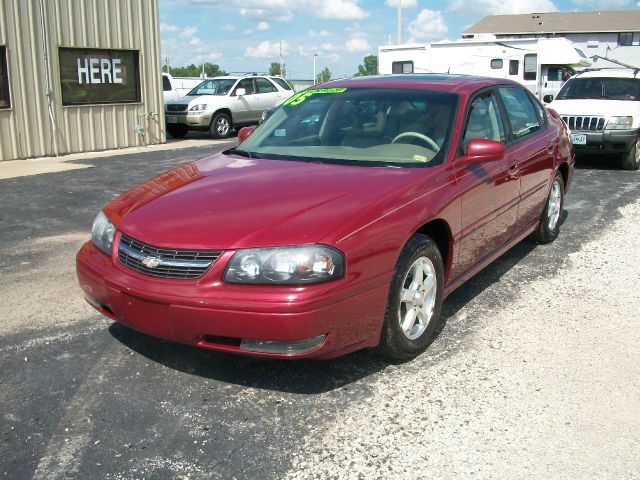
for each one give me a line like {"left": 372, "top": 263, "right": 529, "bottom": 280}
{"left": 523, "top": 54, "right": 537, "bottom": 81}
{"left": 392, "top": 61, "right": 414, "bottom": 74}
{"left": 0, "top": 46, "right": 9, "bottom": 109}
{"left": 490, "top": 59, "right": 503, "bottom": 69}
{"left": 509, "top": 60, "right": 519, "bottom": 75}
{"left": 618, "top": 32, "right": 633, "bottom": 46}
{"left": 58, "top": 47, "right": 141, "bottom": 106}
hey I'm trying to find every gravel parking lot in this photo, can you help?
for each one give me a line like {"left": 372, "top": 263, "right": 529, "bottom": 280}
{"left": 0, "top": 147, "right": 638, "bottom": 479}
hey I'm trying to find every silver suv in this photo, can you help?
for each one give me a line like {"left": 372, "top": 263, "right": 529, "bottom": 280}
{"left": 165, "top": 75, "right": 294, "bottom": 139}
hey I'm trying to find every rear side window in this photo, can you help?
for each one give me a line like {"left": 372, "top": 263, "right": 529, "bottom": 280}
{"left": 255, "top": 77, "right": 277, "bottom": 93}
{"left": 392, "top": 61, "right": 414, "bottom": 74}
{"left": 498, "top": 87, "right": 541, "bottom": 140}
{"left": 162, "top": 75, "right": 171, "bottom": 91}
{"left": 272, "top": 77, "right": 293, "bottom": 91}
{"left": 0, "top": 46, "right": 10, "bottom": 108}
{"left": 523, "top": 54, "right": 537, "bottom": 81}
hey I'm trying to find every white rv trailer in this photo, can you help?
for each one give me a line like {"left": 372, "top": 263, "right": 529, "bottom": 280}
{"left": 378, "top": 35, "right": 592, "bottom": 100}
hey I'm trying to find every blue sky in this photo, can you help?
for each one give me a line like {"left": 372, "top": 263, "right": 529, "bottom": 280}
{"left": 158, "top": 0, "right": 640, "bottom": 80}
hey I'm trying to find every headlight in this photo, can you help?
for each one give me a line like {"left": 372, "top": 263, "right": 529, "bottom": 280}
{"left": 224, "top": 245, "right": 345, "bottom": 285}
{"left": 606, "top": 116, "right": 633, "bottom": 130}
{"left": 189, "top": 104, "right": 207, "bottom": 112}
{"left": 91, "top": 211, "right": 116, "bottom": 256}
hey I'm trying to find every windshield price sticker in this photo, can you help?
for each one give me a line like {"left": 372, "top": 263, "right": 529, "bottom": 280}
{"left": 284, "top": 88, "right": 348, "bottom": 106}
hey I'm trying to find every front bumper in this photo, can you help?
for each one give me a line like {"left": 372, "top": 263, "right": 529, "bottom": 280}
{"left": 572, "top": 127, "right": 639, "bottom": 155}
{"left": 76, "top": 241, "right": 388, "bottom": 359}
{"left": 165, "top": 112, "right": 212, "bottom": 128}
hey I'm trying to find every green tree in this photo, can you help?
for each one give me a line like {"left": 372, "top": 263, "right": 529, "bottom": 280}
{"left": 316, "top": 67, "right": 332, "bottom": 84}
{"left": 355, "top": 55, "right": 378, "bottom": 76}
{"left": 269, "top": 62, "right": 286, "bottom": 76}
{"left": 169, "top": 63, "right": 226, "bottom": 77}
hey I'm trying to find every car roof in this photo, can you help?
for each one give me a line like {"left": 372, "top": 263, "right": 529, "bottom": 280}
{"left": 574, "top": 68, "right": 640, "bottom": 79}
{"left": 315, "top": 74, "right": 524, "bottom": 94}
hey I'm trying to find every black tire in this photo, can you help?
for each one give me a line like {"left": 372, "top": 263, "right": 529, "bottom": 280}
{"left": 167, "top": 124, "right": 188, "bottom": 138}
{"left": 621, "top": 138, "right": 639, "bottom": 171}
{"left": 533, "top": 171, "right": 564, "bottom": 244}
{"left": 379, "top": 234, "right": 444, "bottom": 360}
{"left": 210, "top": 112, "right": 232, "bottom": 139}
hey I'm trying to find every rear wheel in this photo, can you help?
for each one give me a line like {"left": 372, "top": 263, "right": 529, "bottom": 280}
{"left": 533, "top": 171, "right": 564, "bottom": 244}
{"left": 379, "top": 234, "right": 444, "bottom": 360}
{"left": 621, "top": 137, "right": 639, "bottom": 171}
{"left": 210, "top": 112, "right": 232, "bottom": 139}
{"left": 167, "top": 124, "right": 188, "bottom": 138}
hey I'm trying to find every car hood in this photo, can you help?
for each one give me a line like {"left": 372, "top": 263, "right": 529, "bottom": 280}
{"left": 165, "top": 95, "right": 221, "bottom": 106}
{"left": 548, "top": 98, "right": 640, "bottom": 118}
{"left": 104, "top": 152, "right": 425, "bottom": 250}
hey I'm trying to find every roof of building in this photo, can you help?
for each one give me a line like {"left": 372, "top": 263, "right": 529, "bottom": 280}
{"left": 464, "top": 10, "right": 640, "bottom": 35}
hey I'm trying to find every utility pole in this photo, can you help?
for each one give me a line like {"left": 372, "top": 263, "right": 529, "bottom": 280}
{"left": 313, "top": 53, "right": 318, "bottom": 84}
{"left": 397, "top": 0, "right": 402, "bottom": 44}
{"left": 279, "top": 40, "right": 284, "bottom": 77}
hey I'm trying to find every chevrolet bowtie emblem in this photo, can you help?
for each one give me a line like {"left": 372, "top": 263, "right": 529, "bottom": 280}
{"left": 141, "top": 256, "right": 161, "bottom": 268}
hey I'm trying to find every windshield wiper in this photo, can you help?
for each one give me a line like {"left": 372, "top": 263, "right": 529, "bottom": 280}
{"left": 224, "top": 148, "right": 260, "bottom": 159}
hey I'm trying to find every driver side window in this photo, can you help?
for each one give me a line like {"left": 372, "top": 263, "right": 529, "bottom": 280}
{"left": 462, "top": 91, "right": 505, "bottom": 150}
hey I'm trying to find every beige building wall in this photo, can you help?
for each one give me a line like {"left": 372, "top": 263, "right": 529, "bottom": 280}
{"left": 0, "top": 0, "right": 165, "bottom": 161}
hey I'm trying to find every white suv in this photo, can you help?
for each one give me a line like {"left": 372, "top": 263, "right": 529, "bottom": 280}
{"left": 165, "top": 75, "right": 294, "bottom": 139}
{"left": 546, "top": 68, "right": 640, "bottom": 170}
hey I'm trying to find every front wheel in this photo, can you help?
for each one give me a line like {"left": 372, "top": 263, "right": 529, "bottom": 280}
{"left": 167, "top": 124, "right": 188, "bottom": 138}
{"left": 621, "top": 137, "right": 639, "bottom": 171}
{"left": 533, "top": 171, "right": 564, "bottom": 244}
{"left": 210, "top": 112, "right": 232, "bottom": 139}
{"left": 379, "top": 234, "right": 444, "bottom": 360}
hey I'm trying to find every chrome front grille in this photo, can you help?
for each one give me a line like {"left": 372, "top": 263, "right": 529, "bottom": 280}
{"left": 561, "top": 115, "right": 606, "bottom": 132}
{"left": 118, "top": 234, "right": 222, "bottom": 279}
{"left": 167, "top": 104, "right": 188, "bottom": 112}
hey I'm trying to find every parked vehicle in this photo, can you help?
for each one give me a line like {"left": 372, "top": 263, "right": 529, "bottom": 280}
{"left": 378, "top": 35, "right": 591, "bottom": 101}
{"left": 164, "top": 75, "right": 294, "bottom": 139}
{"left": 546, "top": 68, "right": 640, "bottom": 170}
{"left": 77, "top": 75, "right": 574, "bottom": 360}
{"left": 162, "top": 73, "right": 203, "bottom": 102}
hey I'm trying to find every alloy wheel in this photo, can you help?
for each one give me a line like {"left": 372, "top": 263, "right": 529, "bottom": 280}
{"left": 398, "top": 256, "right": 437, "bottom": 340}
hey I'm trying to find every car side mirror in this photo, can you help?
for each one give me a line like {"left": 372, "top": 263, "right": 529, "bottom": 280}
{"left": 235, "top": 88, "right": 246, "bottom": 97}
{"left": 543, "top": 94, "right": 554, "bottom": 103}
{"left": 460, "top": 138, "right": 505, "bottom": 166}
{"left": 238, "top": 126, "right": 255, "bottom": 143}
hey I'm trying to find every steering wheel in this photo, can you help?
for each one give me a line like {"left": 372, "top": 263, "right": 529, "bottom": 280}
{"left": 391, "top": 132, "right": 439, "bottom": 151}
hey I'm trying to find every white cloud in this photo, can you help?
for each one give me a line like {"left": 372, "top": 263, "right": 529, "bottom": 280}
{"left": 448, "top": 0, "right": 557, "bottom": 16}
{"left": 385, "top": 0, "right": 418, "bottom": 7}
{"left": 180, "top": 26, "right": 198, "bottom": 38}
{"left": 222, "top": 24, "right": 235, "bottom": 32}
{"left": 160, "top": 23, "right": 179, "bottom": 33}
{"left": 345, "top": 35, "right": 371, "bottom": 52}
{"left": 310, "top": 29, "right": 332, "bottom": 37}
{"left": 257, "top": 21, "right": 271, "bottom": 30}
{"left": 245, "top": 40, "right": 289, "bottom": 58}
{"left": 572, "top": 0, "right": 632, "bottom": 8}
{"left": 189, "top": 0, "right": 368, "bottom": 21}
{"left": 189, "top": 36, "right": 203, "bottom": 47}
{"left": 407, "top": 9, "right": 448, "bottom": 41}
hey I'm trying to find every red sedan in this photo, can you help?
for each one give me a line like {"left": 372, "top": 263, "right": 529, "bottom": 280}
{"left": 76, "top": 75, "right": 574, "bottom": 360}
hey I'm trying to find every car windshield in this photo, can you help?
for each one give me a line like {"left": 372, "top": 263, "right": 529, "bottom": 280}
{"left": 187, "top": 78, "right": 237, "bottom": 96}
{"left": 556, "top": 77, "right": 640, "bottom": 101}
{"left": 235, "top": 87, "right": 458, "bottom": 167}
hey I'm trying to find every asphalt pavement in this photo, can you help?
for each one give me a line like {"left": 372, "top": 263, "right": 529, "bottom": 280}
{"left": 0, "top": 147, "right": 638, "bottom": 479}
